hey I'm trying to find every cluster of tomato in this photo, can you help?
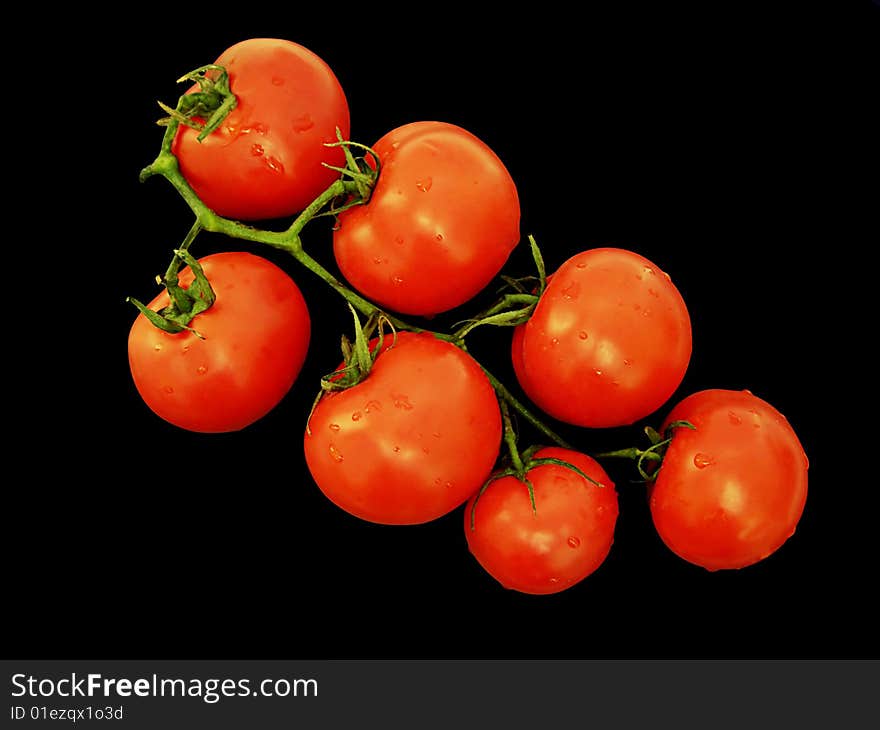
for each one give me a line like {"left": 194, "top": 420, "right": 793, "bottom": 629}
{"left": 128, "top": 39, "right": 809, "bottom": 595}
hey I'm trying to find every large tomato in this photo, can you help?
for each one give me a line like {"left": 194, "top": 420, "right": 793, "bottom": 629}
{"left": 304, "top": 332, "right": 502, "bottom": 525}
{"left": 332, "top": 121, "right": 521, "bottom": 316}
{"left": 649, "top": 389, "right": 809, "bottom": 571}
{"left": 173, "top": 38, "right": 350, "bottom": 220}
{"left": 465, "top": 447, "right": 618, "bottom": 595}
{"left": 128, "top": 252, "right": 311, "bottom": 433}
{"left": 512, "top": 248, "right": 692, "bottom": 428}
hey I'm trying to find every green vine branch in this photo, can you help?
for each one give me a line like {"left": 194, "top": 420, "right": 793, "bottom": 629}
{"left": 135, "top": 61, "right": 574, "bottom": 451}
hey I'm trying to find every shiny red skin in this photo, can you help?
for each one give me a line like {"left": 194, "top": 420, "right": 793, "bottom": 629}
{"left": 173, "top": 38, "right": 350, "bottom": 220}
{"left": 512, "top": 248, "right": 692, "bottom": 428}
{"left": 304, "top": 332, "right": 502, "bottom": 525}
{"left": 649, "top": 389, "right": 809, "bottom": 571}
{"left": 465, "top": 448, "right": 618, "bottom": 595}
{"left": 128, "top": 252, "right": 311, "bottom": 433}
{"left": 333, "top": 121, "right": 521, "bottom": 316}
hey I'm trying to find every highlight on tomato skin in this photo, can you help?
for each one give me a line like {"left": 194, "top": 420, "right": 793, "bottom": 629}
{"left": 303, "top": 332, "right": 503, "bottom": 526}
{"left": 465, "top": 448, "right": 618, "bottom": 595}
{"left": 332, "top": 121, "right": 521, "bottom": 316}
{"left": 172, "top": 38, "right": 351, "bottom": 221}
{"left": 648, "top": 389, "right": 809, "bottom": 571}
{"left": 128, "top": 252, "right": 311, "bottom": 433}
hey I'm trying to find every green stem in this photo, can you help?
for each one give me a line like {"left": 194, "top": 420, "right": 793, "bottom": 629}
{"left": 593, "top": 447, "right": 661, "bottom": 461}
{"left": 499, "top": 399, "right": 525, "bottom": 476}
{"left": 164, "top": 220, "right": 202, "bottom": 285}
{"left": 482, "top": 367, "right": 572, "bottom": 449}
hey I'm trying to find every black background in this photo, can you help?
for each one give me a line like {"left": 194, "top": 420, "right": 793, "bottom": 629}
{"left": 9, "top": 4, "right": 875, "bottom": 659}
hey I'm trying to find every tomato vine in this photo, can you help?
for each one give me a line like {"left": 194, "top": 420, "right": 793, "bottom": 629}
{"left": 134, "top": 60, "right": 573, "bottom": 451}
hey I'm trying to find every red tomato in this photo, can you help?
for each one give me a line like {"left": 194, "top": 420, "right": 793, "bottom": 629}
{"left": 512, "top": 248, "right": 692, "bottom": 428}
{"left": 173, "top": 38, "right": 350, "bottom": 220}
{"left": 465, "top": 447, "right": 618, "bottom": 595}
{"left": 649, "top": 389, "right": 808, "bottom": 571}
{"left": 128, "top": 252, "right": 311, "bottom": 433}
{"left": 333, "top": 121, "right": 520, "bottom": 316}
{"left": 304, "top": 332, "right": 502, "bottom": 525}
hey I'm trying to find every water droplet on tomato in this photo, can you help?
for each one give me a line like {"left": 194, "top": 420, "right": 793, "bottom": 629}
{"left": 292, "top": 113, "right": 314, "bottom": 132}
{"left": 373, "top": 256, "right": 383, "bottom": 265}
{"left": 416, "top": 177, "right": 433, "bottom": 192}
{"left": 576, "top": 261, "right": 587, "bottom": 269}
{"left": 251, "top": 143, "right": 264, "bottom": 156}
{"left": 648, "top": 288, "right": 660, "bottom": 298}
{"left": 328, "top": 444, "right": 344, "bottom": 463}
{"left": 393, "top": 445, "right": 401, "bottom": 453}
{"left": 594, "top": 369, "right": 603, "bottom": 376}
{"left": 549, "top": 577, "right": 560, "bottom": 584}
{"left": 422, "top": 446, "right": 430, "bottom": 454}
{"left": 364, "top": 400, "right": 381, "bottom": 413}
{"left": 390, "top": 275, "right": 404, "bottom": 285}
{"left": 182, "top": 344, "right": 190, "bottom": 353}
{"left": 561, "top": 282, "right": 580, "bottom": 301}
{"left": 435, "top": 233, "right": 444, "bottom": 242}
{"left": 395, "top": 236, "right": 404, "bottom": 246}
{"left": 391, "top": 141, "right": 401, "bottom": 150}
{"left": 432, "top": 432, "right": 441, "bottom": 439}
{"left": 567, "top": 536, "right": 581, "bottom": 548}
{"left": 693, "top": 453, "right": 714, "bottom": 469}
{"left": 444, "top": 481, "right": 453, "bottom": 489}
{"left": 434, "top": 478, "right": 442, "bottom": 487}
{"left": 742, "top": 389, "right": 753, "bottom": 395}
{"left": 728, "top": 411, "right": 742, "bottom": 425}
{"left": 271, "top": 76, "right": 284, "bottom": 86}
{"left": 578, "top": 331, "right": 588, "bottom": 340}
{"left": 265, "top": 156, "right": 284, "bottom": 173}
{"left": 597, "top": 505, "right": 606, "bottom": 515}
{"left": 551, "top": 337, "right": 560, "bottom": 346}
{"left": 329, "top": 423, "right": 341, "bottom": 432}
{"left": 351, "top": 411, "right": 362, "bottom": 421}
{"left": 623, "top": 358, "right": 632, "bottom": 366}
{"left": 393, "top": 394, "right": 413, "bottom": 410}
{"left": 196, "top": 365, "right": 207, "bottom": 375}
{"left": 163, "top": 385, "right": 174, "bottom": 394}
{"left": 643, "top": 266, "right": 655, "bottom": 276}
{"left": 153, "top": 343, "right": 162, "bottom": 351}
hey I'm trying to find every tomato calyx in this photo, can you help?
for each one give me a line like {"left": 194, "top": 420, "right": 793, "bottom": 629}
{"left": 468, "top": 399, "right": 603, "bottom": 529}
{"left": 594, "top": 420, "right": 696, "bottom": 481}
{"left": 317, "top": 130, "right": 382, "bottom": 219}
{"left": 156, "top": 64, "right": 238, "bottom": 142}
{"left": 306, "top": 304, "right": 397, "bottom": 433}
{"left": 451, "top": 235, "right": 546, "bottom": 341}
{"left": 126, "top": 223, "right": 215, "bottom": 337}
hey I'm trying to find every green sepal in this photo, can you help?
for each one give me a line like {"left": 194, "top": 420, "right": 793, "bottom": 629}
{"left": 127, "top": 247, "right": 215, "bottom": 339}
{"left": 156, "top": 64, "right": 238, "bottom": 142}
{"left": 127, "top": 297, "right": 186, "bottom": 334}
{"left": 528, "top": 234, "right": 547, "bottom": 294}
{"left": 526, "top": 456, "right": 604, "bottom": 488}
